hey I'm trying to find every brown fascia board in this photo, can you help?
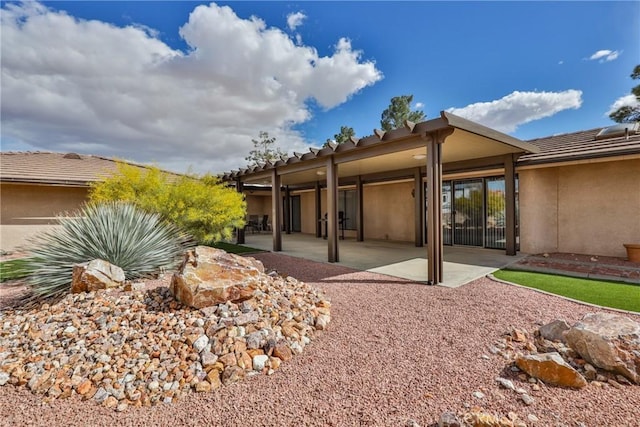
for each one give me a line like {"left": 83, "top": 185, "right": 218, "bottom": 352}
{"left": 0, "top": 177, "right": 91, "bottom": 187}
{"left": 440, "top": 111, "right": 540, "bottom": 154}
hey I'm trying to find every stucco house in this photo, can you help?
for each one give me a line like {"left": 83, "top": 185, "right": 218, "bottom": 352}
{"left": 222, "top": 113, "right": 640, "bottom": 285}
{"left": 0, "top": 152, "right": 167, "bottom": 252}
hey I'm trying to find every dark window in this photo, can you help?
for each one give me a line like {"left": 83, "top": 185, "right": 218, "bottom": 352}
{"left": 338, "top": 189, "right": 357, "bottom": 230}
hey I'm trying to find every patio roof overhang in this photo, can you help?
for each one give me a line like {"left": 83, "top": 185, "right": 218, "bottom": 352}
{"left": 221, "top": 111, "right": 539, "bottom": 186}
{"left": 224, "top": 112, "right": 539, "bottom": 285}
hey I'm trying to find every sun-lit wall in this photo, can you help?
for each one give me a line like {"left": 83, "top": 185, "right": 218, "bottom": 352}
{"left": 0, "top": 182, "right": 89, "bottom": 251}
{"left": 519, "top": 158, "right": 640, "bottom": 257}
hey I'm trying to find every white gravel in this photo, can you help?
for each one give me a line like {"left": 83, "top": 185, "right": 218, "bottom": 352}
{"left": 1, "top": 252, "right": 639, "bottom": 427}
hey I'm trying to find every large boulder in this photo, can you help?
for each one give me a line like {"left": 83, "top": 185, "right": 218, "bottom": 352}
{"left": 564, "top": 312, "right": 640, "bottom": 384}
{"left": 170, "top": 246, "right": 264, "bottom": 308}
{"left": 71, "top": 259, "right": 125, "bottom": 293}
{"left": 515, "top": 352, "right": 587, "bottom": 389}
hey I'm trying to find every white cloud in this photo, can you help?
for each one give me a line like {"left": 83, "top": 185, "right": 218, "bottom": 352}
{"left": 588, "top": 49, "right": 620, "bottom": 62}
{"left": 287, "top": 11, "right": 306, "bottom": 31}
{"left": 0, "top": 2, "right": 382, "bottom": 173}
{"left": 414, "top": 102, "right": 424, "bottom": 109}
{"left": 447, "top": 90, "right": 583, "bottom": 133}
{"left": 606, "top": 94, "right": 640, "bottom": 116}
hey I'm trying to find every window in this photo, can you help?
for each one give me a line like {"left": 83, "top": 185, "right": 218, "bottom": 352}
{"left": 338, "top": 189, "right": 357, "bottom": 230}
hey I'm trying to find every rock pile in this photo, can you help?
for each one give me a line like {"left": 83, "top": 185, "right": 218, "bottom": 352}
{"left": 437, "top": 312, "right": 639, "bottom": 426}
{"left": 0, "top": 249, "right": 330, "bottom": 411}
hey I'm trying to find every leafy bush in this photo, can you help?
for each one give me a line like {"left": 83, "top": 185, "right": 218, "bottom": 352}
{"left": 89, "top": 163, "right": 246, "bottom": 243}
{"left": 24, "top": 202, "right": 194, "bottom": 302}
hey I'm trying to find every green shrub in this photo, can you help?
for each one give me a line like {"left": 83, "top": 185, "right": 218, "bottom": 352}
{"left": 23, "top": 202, "right": 194, "bottom": 302}
{"left": 89, "top": 163, "right": 246, "bottom": 243}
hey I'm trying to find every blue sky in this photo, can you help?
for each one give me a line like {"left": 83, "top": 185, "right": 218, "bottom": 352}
{"left": 1, "top": 1, "right": 638, "bottom": 174}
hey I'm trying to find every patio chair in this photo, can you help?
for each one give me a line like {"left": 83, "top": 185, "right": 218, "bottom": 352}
{"left": 245, "top": 215, "right": 260, "bottom": 234}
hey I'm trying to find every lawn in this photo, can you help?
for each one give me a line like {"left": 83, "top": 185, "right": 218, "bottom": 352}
{"left": 493, "top": 270, "right": 640, "bottom": 313}
{"left": 204, "top": 241, "right": 265, "bottom": 255}
{"left": 0, "top": 258, "right": 31, "bottom": 282}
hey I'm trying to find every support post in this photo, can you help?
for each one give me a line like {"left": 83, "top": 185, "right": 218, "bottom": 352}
{"left": 271, "top": 170, "right": 282, "bottom": 252}
{"left": 235, "top": 180, "right": 245, "bottom": 244}
{"left": 326, "top": 157, "right": 339, "bottom": 262}
{"left": 505, "top": 154, "right": 517, "bottom": 256}
{"left": 426, "top": 135, "right": 444, "bottom": 285}
{"left": 414, "top": 167, "right": 424, "bottom": 247}
{"left": 356, "top": 175, "right": 364, "bottom": 242}
{"left": 315, "top": 181, "right": 322, "bottom": 238}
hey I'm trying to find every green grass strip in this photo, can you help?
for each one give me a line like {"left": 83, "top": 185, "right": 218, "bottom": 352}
{"left": 493, "top": 270, "right": 640, "bottom": 313}
{"left": 205, "top": 241, "right": 265, "bottom": 255}
{"left": 0, "top": 258, "right": 32, "bottom": 282}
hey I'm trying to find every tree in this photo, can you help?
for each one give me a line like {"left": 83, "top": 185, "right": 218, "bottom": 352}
{"left": 380, "top": 95, "right": 426, "bottom": 131}
{"left": 609, "top": 64, "right": 640, "bottom": 123}
{"left": 323, "top": 125, "right": 355, "bottom": 147}
{"left": 89, "top": 162, "right": 246, "bottom": 243}
{"left": 245, "top": 131, "right": 286, "bottom": 166}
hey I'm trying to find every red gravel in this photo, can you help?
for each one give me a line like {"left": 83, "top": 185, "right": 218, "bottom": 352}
{"left": 1, "top": 252, "right": 639, "bottom": 427}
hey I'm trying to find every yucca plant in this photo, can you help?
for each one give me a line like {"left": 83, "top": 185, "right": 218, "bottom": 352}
{"left": 23, "top": 202, "right": 195, "bottom": 303}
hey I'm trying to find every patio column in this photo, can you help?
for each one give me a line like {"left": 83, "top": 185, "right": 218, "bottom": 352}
{"left": 271, "top": 169, "right": 282, "bottom": 252}
{"left": 414, "top": 167, "right": 424, "bottom": 247}
{"left": 504, "top": 154, "right": 517, "bottom": 256}
{"left": 235, "top": 179, "right": 245, "bottom": 244}
{"left": 326, "top": 157, "right": 339, "bottom": 262}
{"left": 284, "top": 186, "right": 291, "bottom": 235}
{"left": 315, "top": 181, "right": 322, "bottom": 238}
{"left": 426, "top": 135, "right": 443, "bottom": 285}
{"left": 356, "top": 175, "right": 364, "bottom": 242}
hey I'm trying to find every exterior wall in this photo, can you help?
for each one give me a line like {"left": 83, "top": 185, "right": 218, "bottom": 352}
{"left": 0, "top": 182, "right": 89, "bottom": 251}
{"left": 362, "top": 181, "right": 415, "bottom": 241}
{"left": 245, "top": 193, "right": 271, "bottom": 217}
{"left": 519, "top": 158, "right": 640, "bottom": 257}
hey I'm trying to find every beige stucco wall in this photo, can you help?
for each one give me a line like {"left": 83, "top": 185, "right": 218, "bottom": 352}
{"left": 362, "top": 181, "right": 415, "bottom": 241}
{"left": 519, "top": 158, "right": 640, "bottom": 257}
{"left": 1, "top": 182, "right": 89, "bottom": 251}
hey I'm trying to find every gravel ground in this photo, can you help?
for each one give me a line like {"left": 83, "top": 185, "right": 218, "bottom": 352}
{"left": 1, "top": 252, "right": 639, "bottom": 427}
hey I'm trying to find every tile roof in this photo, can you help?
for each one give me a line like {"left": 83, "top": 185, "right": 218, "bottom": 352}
{"left": 0, "top": 152, "right": 168, "bottom": 186}
{"left": 519, "top": 126, "right": 640, "bottom": 165}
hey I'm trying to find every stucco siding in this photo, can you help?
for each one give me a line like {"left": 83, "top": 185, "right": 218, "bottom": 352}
{"left": 519, "top": 159, "right": 640, "bottom": 257}
{"left": 363, "top": 181, "right": 415, "bottom": 242}
{"left": 0, "top": 182, "right": 89, "bottom": 251}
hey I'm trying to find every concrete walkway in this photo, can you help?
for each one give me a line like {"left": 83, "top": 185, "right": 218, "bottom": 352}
{"left": 241, "top": 233, "right": 527, "bottom": 288}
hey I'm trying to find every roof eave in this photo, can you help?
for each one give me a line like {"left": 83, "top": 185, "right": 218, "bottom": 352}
{"left": 441, "top": 111, "right": 541, "bottom": 154}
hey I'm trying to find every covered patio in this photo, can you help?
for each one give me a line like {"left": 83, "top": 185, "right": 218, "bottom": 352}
{"left": 223, "top": 111, "right": 539, "bottom": 285}
{"left": 240, "top": 233, "right": 527, "bottom": 288}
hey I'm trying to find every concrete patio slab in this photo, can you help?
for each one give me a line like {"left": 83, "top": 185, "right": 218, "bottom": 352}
{"left": 240, "top": 233, "right": 527, "bottom": 288}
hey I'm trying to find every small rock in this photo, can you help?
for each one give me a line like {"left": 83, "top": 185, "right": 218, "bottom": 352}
{"left": 195, "top": 381, "right": 211, "bottom": 392}
{"left": 539, "top": 319, "right": 570, "bottom": 343}
{"left": 472, "top": 391, "right": 485, "bottom": 399}
{"left": 192, "top": 335, "right": 209, "bottom": 353}
{"left": 438, "top": 412, "right": 461, "bottom": 427}
{"left": 406, "top": 419, "right": 420, "bottom": 427}
{"left": 496, "top": 377, "right": 515, "bottom": 391}
{"left": 0, "top": 372, "right": 10, "bottom": 386}
{"left": 521, "top": 394, "right": 534, "bottom": 405}
{"left": 516, "top": 352, "right": 587, "bottom": 389}
{"left": 93, "top": 387, "right": 109, "bottom": 403}
{"left": 515, "top": 387, "right": 527, "bottom": 394}
{"left": 116, "top": 402, "right": 128, "bottom": 412}
{"left": 148, "top": 381, "right": 160, "bottom": 392}
{"left": 252, "top": 354, "right": 269, "bottom": 371}
{"left": 527, "top": 414, "right": 539, "bottom": 422}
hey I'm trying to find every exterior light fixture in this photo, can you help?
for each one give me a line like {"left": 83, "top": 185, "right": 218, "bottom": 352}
{"left": 412, "top": 154, "right": 426, "bottom": 160}
{"left": 316, "top": 170, "right": 326, "bottom": 175}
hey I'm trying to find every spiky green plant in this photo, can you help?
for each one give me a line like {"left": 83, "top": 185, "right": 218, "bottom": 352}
{"left": 23, "top": 202, "right": 195, "bottom": 302}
